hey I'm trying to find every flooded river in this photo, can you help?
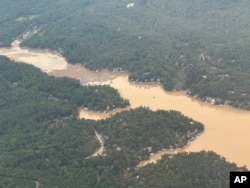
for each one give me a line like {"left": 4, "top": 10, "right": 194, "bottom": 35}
{"left": 0, "top": 40, "right": 67, "bottom": 73}
{"left": 88, "top": 76, "right": 250, "bottom": 168}
{"left": 1, "top": 42, "right": 250, "bottom": 168}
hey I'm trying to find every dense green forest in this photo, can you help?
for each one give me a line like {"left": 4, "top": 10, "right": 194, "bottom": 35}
{"left": 0, "top": 59, "right": 246, "bottom": 187}
{"left": 1, "top": 0, "right": 250, "bottom": 109}
{"left": 0, "top": 56, "right": 129, "bottom": 112}
{"left": 123, "top": 151, "right": 246, "bottom": 188}
{"left": 95, "top": 107, "right": 204, "bottom": 169}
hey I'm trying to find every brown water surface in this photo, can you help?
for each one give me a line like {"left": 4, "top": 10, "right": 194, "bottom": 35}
{"left": 0, "top": 40, "right": 67, "bottom": 72}
{"left": 79, "top": 107, "right": 131, "bottom": 120}
{"left": 1, "top": 42, "right": 250, "bottom": 168}
{"left": 90, "top": 76, "right": 250, "bottom": 167}
{"left": 50, "top": 64, "right": 126, "bottom": 85}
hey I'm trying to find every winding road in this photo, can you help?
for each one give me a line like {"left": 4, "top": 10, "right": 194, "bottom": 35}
{"left": 34, "top": 181, "right": 40, "bottom": 188}
{"left": 85, "top": 130, "right": 105, "bottom": 159}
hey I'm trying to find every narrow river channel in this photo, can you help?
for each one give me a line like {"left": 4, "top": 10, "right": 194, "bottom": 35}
{"left": 1, "top": 41, "right": 250, "bottom": 168}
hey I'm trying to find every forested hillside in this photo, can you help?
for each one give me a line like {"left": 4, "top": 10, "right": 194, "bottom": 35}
{"left": 1, "top": 0, "right": 250, "bottom": 109}
{"left": 94, "top": 107, "right": 204, "bottom": 172}
{"left": 0, "top": 59, "right": 246, "bottom": 187}
{"left": 123, "top": 151, "right": 246, "bottom": 188}
{"left": 0, "top": 56, "right": 129, "bottom": 112}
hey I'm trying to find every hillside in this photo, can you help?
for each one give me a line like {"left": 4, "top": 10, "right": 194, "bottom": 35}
{"left": 1, "top": 0, "right": 250, "bottom": 109}
{"left": 123, "top": 151, "right": 246, "bottom": 188}
{"left": 0, "top": 58, "right": 246, "bottom": 187}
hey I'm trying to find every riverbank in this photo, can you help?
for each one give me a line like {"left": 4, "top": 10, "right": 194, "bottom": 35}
{"left": 1, "top": 42, "right": 250, "bottom": 168}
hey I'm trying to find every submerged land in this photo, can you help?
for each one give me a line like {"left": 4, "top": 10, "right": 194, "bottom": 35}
{"left": 0, "top": 39, "right": 249, "bottom": 188}
{"left": 1, "top": 0, "right": 250, "bottom": 187}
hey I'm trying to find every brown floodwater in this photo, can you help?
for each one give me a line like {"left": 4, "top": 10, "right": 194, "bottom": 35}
{"left": 1, "top": 42, "right": 250, "bottom": 168}
{"left": 137, "top": 148, "right": 185, "bottom": 167}
{"left": 79, "top": 107, "right": 131, "bottom": 120}
{"left": 0, "top": 40, "right": 67, "bottom": 73}
{"left": 50, "top": 63, "right": 126, "bottom": 85}
{"left": 89, "top": 76, "right": 250, "bottom": 168}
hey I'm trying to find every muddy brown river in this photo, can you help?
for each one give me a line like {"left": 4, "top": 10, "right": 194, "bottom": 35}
{"left": 1, "top": 41, "right": 250, "bottom": 168}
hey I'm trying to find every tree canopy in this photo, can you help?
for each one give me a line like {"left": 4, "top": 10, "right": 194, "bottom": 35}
{"left": 1, "top": 0, "right": 250, "bottom": 109}
{"left": 0, "top": 1, "right": 249, "bottom": 187}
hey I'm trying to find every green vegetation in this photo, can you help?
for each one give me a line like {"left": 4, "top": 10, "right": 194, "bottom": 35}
{"left": 123, "top": 151, "right": 246, "bottom": 188}
{"left": 0, "top": 56, "right": 129, "bottom": 112}
{"left": 1, "top": 0, "right": 250, "bottom": 109}
{"left": 0, "top": 1, "right": 249, "bottom": 187}
{"left": 95, "top": 107, "right": 203, "bottom": 171}
{"left": 0, "top": 57, "right": 101, "bottom": 187}
{"left": 0, "top": 59, "right": 246, "bottom": 187}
